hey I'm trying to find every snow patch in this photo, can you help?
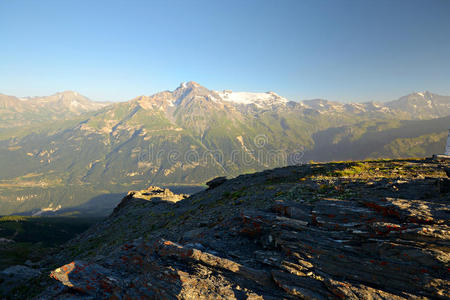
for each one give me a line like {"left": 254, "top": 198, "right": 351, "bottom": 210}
{"left": 32, "top": 203, "right": 62, "bottom": 216}
{"left": 215, "top": 90, "right": 288, "bottom": 107}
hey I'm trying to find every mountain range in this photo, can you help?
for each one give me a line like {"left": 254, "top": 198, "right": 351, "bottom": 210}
{"left": 0, "top": 82, "right": 449, "bottom": 215}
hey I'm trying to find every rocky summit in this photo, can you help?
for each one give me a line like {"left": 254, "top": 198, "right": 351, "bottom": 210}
{"left": 6, "top": 158, "right": 449, "bottom": 299}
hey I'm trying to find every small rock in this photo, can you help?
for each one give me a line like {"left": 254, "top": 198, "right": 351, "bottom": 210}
{"left": 0, "top": 238, "right": 14, "bottom": 244}
{"left": 50, "top": 261, "right": 122, "bottom": 296}
{"left": 1, "top": 265, "right": 40, "bottom": 278}
{"left": 183, "top": 228, "right": 205, "bottom": 241}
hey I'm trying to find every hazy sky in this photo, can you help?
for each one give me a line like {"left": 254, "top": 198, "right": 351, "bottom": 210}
{"left": 1, "top": 0, "right": 449, "bottom": 102}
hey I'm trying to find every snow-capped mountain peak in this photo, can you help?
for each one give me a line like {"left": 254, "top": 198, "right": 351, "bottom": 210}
{"left": 177, "top": 81, "right": 201, "bottom": 90}
{"left": 414, "top": 91, "right": 434, "bottom": 99}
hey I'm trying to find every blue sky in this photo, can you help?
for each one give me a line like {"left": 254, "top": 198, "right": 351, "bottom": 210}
{"left": 1, "top": 0, "right": 449, "bottom": 102}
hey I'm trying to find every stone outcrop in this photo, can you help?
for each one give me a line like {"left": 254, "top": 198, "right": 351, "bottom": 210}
{"left": 206, "top": 177, "right": 227, "bottom": 190}
{"left": 112, "top": 186, "right": 187, "bottom": 215}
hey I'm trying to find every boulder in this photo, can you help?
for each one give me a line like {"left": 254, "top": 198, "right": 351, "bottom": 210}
{"left": 206, "top": 176, "right": 227, "bottom": 190}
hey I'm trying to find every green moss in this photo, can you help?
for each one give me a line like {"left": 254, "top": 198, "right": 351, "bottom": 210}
{"left": 0, "top": 215, "right": 27, "bottom": 222}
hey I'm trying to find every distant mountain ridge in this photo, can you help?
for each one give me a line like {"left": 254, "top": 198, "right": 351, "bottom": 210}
{"left": 385, "top": 91, "right": 450, "bottom": 118}
{"left": 0, "top": 82, "right": 449, "bottom": 215}
{"left": 2, "top": 83, "right": 449, "bottom": 121}
{"left": 138, "top": 82, "right": 450, "bottom": 117}
{"left": 22, "top": 91, "right": 110, "bottom": 112}
{"left": 0, "top": 91, "right": 110, "bottom": 128}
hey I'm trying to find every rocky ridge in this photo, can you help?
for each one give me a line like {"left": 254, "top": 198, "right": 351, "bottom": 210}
{"left": 14, "top": 158, "right": 447, "bottom": 299}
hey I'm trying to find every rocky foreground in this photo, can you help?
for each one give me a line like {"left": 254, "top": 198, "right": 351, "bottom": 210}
{"left": 6, "top": 158, "right": 450, "bottom": 299}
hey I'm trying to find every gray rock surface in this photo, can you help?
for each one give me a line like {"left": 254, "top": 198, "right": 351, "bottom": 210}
{"left": 0, "top": 265, "right": 41, "bottom": 295}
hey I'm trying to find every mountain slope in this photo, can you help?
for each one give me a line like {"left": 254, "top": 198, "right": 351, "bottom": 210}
{"left": 304, "top": 115, "right": 450, "bottom": 161}
{"left": 0, "top": 83, "right": 449, "bottom": 215}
